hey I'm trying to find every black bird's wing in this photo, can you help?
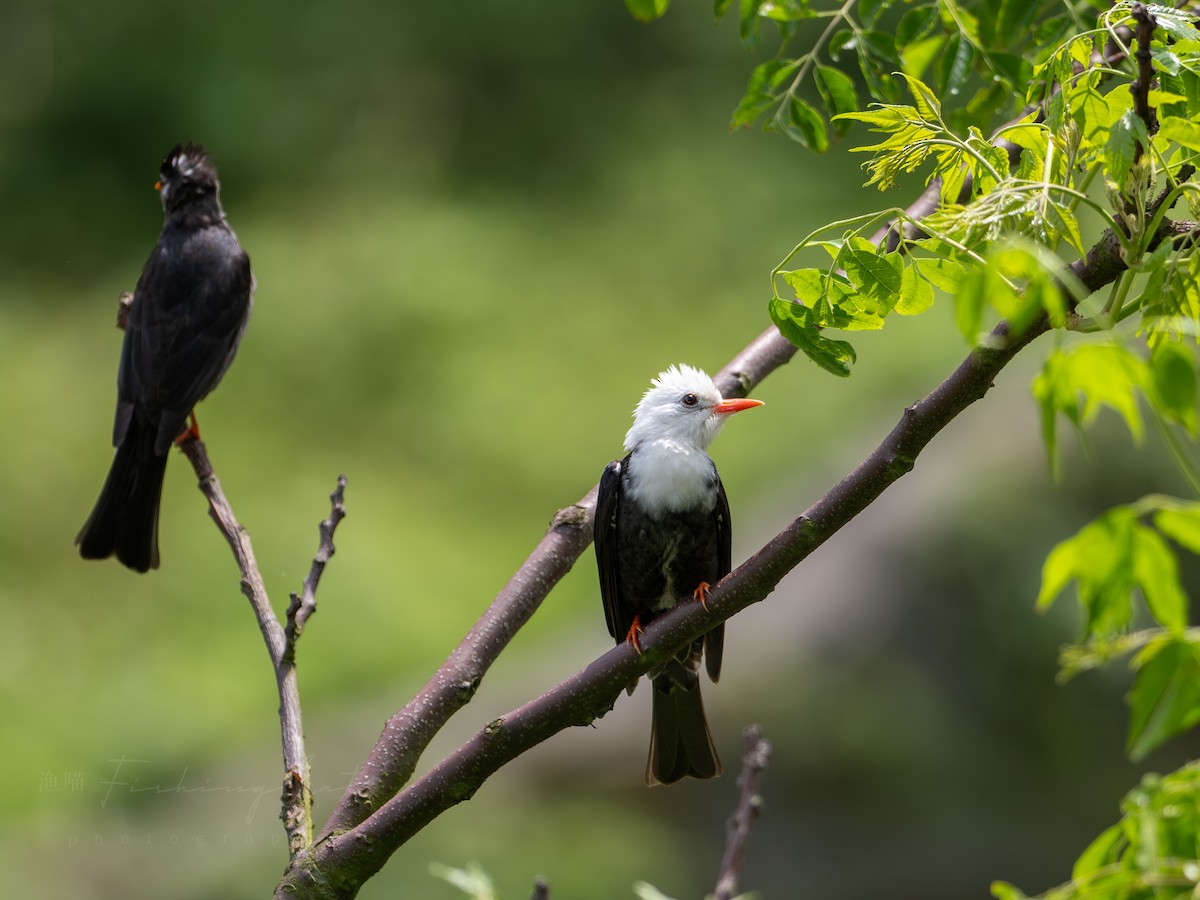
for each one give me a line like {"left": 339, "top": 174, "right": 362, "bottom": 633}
{"left": 703, "top": 475, "right": 731, "bottom": 682}
{"left": 117, "top": 227, "right": 252, "bottom": 453}
{"left": 595, "top": 456, "right": 630, "bottom": 643}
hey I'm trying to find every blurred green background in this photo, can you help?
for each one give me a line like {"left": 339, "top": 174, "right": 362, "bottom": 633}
{"left": 3, "top": 2, "right": 1196, "bottom": 898}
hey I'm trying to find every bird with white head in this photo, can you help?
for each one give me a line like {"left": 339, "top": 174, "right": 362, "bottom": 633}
{"left": 595, "top": 363, "right": 762, "bottom": 785}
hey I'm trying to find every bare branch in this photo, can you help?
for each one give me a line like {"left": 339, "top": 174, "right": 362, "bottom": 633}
{"left": 531, "top": 876, "right": 550, "bottom": 900}
{"left": 285, "top": 475, "right": 347, "bottom": 665}
{"left": 714, "top": 726, "right": 772, "bottom": 900}
{"left": 176, "top": 438, "right": 348, "bottom": 859}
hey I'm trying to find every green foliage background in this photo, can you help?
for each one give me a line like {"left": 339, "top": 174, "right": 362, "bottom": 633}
{"left": 2, "top": 1, "right": 1196, "bottom": 897}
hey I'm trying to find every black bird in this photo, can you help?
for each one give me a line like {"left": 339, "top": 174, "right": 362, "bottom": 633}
{"left": 77, "top": 143, "right": 253, "bottom": 572}
{"left": 594, "top": 364, "right": 763, "bottom": 785}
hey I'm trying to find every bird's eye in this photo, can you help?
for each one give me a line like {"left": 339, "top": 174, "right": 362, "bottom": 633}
{"left": 681, "top": 393, "right": 698, "bottom": 407}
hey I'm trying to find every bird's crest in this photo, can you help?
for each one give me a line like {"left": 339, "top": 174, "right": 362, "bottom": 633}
{"left": 646, "top": 364, "right": 717, "bottom": 401}
{"left": 160, "top": 142, "right": 217, "bottom": 186}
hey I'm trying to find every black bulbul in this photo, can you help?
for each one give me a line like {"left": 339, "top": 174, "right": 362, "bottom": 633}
{"left": 594, "top": 364, "right": 762, "bottom": 785}
{"left": 77, "top": 143, "right": 253, "bottom": 572}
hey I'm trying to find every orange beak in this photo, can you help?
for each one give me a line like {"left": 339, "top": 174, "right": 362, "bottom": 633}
{"left": 154, "top": 180, "right": 163, "bottom": 191}
{"left": 714, "top": 397, "right": 764, "bottom": 415}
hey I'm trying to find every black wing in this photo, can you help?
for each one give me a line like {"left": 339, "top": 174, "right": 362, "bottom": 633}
{"left": 595, "top": 455, "right": 630, "bottom": 644}
{"left": 117, "top": 228, "right": 252, "bottom": 453}
{"left": 704, "top": 474, "right": 731, "bottom": 682}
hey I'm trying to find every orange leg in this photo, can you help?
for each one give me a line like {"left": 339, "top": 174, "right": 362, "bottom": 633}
{"left": 692, "top": 582, "right": 713, "bottom": 610}
{"left": 174, "top": 411, "right": 201, "bottom": 446}
{"left": 624, "top": 614, "right": 645, "bottom": 654}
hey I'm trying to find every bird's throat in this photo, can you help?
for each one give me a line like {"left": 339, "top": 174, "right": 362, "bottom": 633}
{"left": 625, "top": 440, "right": 718, "bottom": 516}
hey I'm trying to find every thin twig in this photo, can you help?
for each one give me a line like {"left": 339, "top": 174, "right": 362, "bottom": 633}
{"left": 175, "top": 435, "right": 346, "bottom": 859}
{"left": 285, "top": 475, "right": 347, "bottom": 665}
{"left": 530, "top": 877, "right": 550, "bottom": 900}
{"left": 714, "top": 726, "right": 772, "bottom": 900}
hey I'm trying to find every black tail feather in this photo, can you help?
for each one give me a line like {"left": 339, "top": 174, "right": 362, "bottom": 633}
{"left": 646, "top": 673, "right": 722, "bottom": 786}
{"left": 77, "top": 422, "right": 167, "bottom": 573}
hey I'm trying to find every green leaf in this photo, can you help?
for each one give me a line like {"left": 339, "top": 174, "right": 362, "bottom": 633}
{"left": 1154, "top": 502, "right": 1200, "bottom": 555}
{"left": 1105, "top": 109, "right": 1148, "bottom": 185}
{"left": 1150, "top": 342, "right": 1199, "bottom": 433}
{"left": 901, "top": 35, "right": 944, "bottom": 81}
{"left": 897, "top": 72, "right": 941, "bottom": 120}
{"left": 730, "top": 59, "right": 795, "bottom": 131}
{"left": 758, "top": 0, "right": 815, "bottom": 22}
{"left": 1127, "top": 637, "right": 1200, "bottom": 760}
{"left": 895, "top": 264, "right": 935, "bottom": 315}
{"left": 814, "top": 65, "right": 858, "bottom": 135}
{"left": 772, "top": 96, "right": 829, "bottom": 152}
{"left": 769, "top": 297, "right": 856, "bottom": 376}
{"left": 915, "top": 257, "right": 967, "bottom": 294}
{"left": 895, "top": 6, "right": 936, "bottom": 49}
{"left": 990, "top": 882, "right": 1031, "bottom": 900}
{"left": 738, "top": 0, "right": 766, "bottom": 47}
{"left": 840, "top": 239, "right": 903, "bottom": 306}
{"left": 953, "top": 266, "right": 993, "bottom": 343}
{"left": 1071, "top": 822, "right": 1125, "bottom": 880}
{"left": 714, "top": 0, "right": 735, "bottom": 20}
{"left": 1036, "top": 508, "right": 1137, "bottom": 637}
{"left": 1152, "top": 47, "right": 1182, "bottom": 76}
{"left": 993, "top": 0, "right": 1039, "bottom": 47}
{"left": 624, "top": 0, "right": 670, "bottom": 22}
{"left": 858, "top": 30, "right": 899, "bottom": 67}
{"left": 937, "top": 32, "right": 974, "bottom": 98}
{"left": 1132, "top": 526, "right": 1187, "bottom": 634}
{"left": 1158, "top": 115, "right": 1200, "bottom": 152}
{"left": 780, "top": 268, "right": 854, "bottom": 308}
{"left": 1154, "top": 9, "right": 1200, "bottom": 42}
{"left": 1033, "top": 345, "right": 1149, "bottom": 462}
{"left": 1037, "top": 535, "right": 1080, "bottom": 612}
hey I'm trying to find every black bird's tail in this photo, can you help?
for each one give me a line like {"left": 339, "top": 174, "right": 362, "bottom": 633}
{"left": 76, "top": 420, "right": 167, "bottom": 573}
{"left": 646, "top": 642, "right": 722, "bottom": 786}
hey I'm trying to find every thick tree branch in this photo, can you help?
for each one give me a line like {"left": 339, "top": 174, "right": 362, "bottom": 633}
{"left": 714, "top": 726, "right": 772, "bottom": 900}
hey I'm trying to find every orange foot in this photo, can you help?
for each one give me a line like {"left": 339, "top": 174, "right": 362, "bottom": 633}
{"left": 692, "top": 582, "right": 713, "bottom": 610}
{"left": 625, "top": 615, "right": 645, "bottom": 654}
{"left": 175, "top": 411, "right": 201, "bottom": 446}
